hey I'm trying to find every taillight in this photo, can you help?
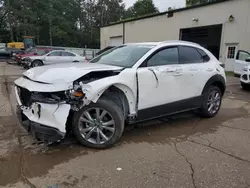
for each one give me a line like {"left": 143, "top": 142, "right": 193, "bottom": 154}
{"left": 84, "top": 57, "right": 88, "bottom": 62}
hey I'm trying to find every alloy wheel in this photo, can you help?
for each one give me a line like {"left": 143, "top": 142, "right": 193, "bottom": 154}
{"left": 77, "top": 108, "right": 115, "bottom": 144}
{"left": 207, "top": 90, "right": 221, "bottom": 115}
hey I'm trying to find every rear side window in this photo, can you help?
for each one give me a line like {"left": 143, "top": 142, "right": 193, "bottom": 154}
{"left": 62, "top": 51, "right": 76, "bottom": 56}
{"left": 197, "top": 48, "right": 210, "bottom": 62}
{"left": 179, "top": 46, "right": 204, "bottom": 64}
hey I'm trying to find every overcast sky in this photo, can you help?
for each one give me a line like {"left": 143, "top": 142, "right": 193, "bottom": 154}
{"left": 124, "top": 0, "right": 186, "bottom": 11}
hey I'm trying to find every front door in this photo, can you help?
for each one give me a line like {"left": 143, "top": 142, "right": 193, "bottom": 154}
{"left": 234, "top": 50, "right": 250, "bottom": 75}
{"left": 136, "top": 46, "right": 184, "bottom": 120}
{"left": 225, "top": 44, "right": 238, "bottom": 72}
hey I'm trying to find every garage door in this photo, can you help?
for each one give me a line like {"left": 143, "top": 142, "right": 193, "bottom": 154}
{"left": 180, "top": 24, "right": 222, "bottom": 59}
{"left": 110, "top": 36, "right": 123, "bottom": 46}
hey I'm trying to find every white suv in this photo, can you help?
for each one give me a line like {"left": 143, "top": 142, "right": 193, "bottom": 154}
{"left": 14, "top": 41, "right": 226, "bottom": 149}
{"left": 240, "top": 63, "right": 250, "bottom": 90}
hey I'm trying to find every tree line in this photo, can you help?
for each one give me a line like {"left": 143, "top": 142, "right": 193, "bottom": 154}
{"left": 0, "top": 0, "right": 218, "bottom": 49}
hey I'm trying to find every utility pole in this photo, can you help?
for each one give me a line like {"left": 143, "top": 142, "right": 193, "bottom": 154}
{"left": 6, "top": 0, "right": 14, "bottom": 41}
{"left": 48, "top": 0, "right": 53, "bottom": 46}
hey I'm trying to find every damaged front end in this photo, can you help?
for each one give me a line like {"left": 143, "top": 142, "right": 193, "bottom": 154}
{"left": 15, "top": 83, "right": 86, "bottom": 144}
{"left": 14, "top": 69, "right": 124, "bottom": 144}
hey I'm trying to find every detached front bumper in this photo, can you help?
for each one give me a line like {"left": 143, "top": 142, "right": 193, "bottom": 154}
{"left": 15, "top": 86, "right": 71, "bottom": 143}
{"left": 16, "top": 106, "right": 65, "bottom": 142}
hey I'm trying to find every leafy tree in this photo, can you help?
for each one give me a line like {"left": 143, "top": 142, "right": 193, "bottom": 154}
{"left": 127, "top": 0, "right": 159, "bottom": 18}
{"left": 1, "top": 0, "right": 156, "bottom": 48}
{"left": 186, "top": 0, "right": 218, "bottom": 6}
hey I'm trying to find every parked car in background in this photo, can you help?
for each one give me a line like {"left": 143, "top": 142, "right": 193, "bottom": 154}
{"left": 23, "top": 50, "right": 88, "bottom": 68}
{"left": 240, "top": 59, "right": 250, "bottom": 90}
{"left": 15, "top": 47, "right": 65, "bottom": 65}
{"left": 15, "top": 41, "right": 226, "bottom": 149}
{"left": 95, "top": 46, "right": 115, "bottom": 56}
{"left": 234, "top": 50, "right": 250, "bottom": 76}
{"left": 0, "top": 47, "right": 23, "bottom": 60}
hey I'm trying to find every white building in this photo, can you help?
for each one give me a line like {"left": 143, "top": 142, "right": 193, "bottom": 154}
{"left": 100, "top": 0, "right": 250, "bottom": 71}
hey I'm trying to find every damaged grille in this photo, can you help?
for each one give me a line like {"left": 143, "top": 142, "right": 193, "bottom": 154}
{"left": 17, "top": 86, "right": 68, "bottom": 106}
{"left": 31, "top": 91, "right": 68, "bottom": 104}
{"left": 17, "top": 86, "right": 32, "bottom": 107}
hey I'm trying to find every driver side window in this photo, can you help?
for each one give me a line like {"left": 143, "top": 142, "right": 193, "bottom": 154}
{"left": 147, "top": 47, "right": 178, "bottom": 67}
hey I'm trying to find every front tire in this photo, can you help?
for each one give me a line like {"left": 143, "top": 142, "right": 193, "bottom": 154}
{"left": 241, "top": 82, "right": 250, "bottom": 90}
{"left": 72, "top": 99, "right": 124, "bottom": 149}
{"left": 199, "top": 86, "right": 222, "bottom": 118}
{"left": 32, "top": 60, "right": 43, "bottom": 67}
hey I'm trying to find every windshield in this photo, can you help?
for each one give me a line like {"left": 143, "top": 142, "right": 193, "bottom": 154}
{"left": 36, "top": 50, "right": 49, "bottom": 56}
{"left": 90, "top": 45, "right": 155, "bottom": 67}
{"left": 25, "top": 48, "right": 36, "bottom": 53}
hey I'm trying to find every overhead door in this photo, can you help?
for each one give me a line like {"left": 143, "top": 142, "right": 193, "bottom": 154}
{"left": 110, "top": 36, "right": 123, "bottom": 46}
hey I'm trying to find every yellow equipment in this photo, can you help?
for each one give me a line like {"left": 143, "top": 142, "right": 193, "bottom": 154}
{"left": 7, "top": 36, "right": 35, "bottom": 49}
{"left": 7, "top": 42, "right": 24, "bottom": 49}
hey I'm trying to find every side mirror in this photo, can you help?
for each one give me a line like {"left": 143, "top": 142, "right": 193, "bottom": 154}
{"left": 246, "top": 59, "right": 250, "bottom": 62}
{"left": 34, "top": 52, "right": 38, "bottom": 55}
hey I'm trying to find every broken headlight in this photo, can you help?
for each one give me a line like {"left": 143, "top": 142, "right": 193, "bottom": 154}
{"left": 65, "top": 83, "right": 85, "bottom": 99}
{"left": 31, "top": 91, "right": 68, "bottom": 104}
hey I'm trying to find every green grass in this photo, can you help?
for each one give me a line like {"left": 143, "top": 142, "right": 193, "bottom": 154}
{"left": 225, "top": 71, "right": 234, "bottom": 77}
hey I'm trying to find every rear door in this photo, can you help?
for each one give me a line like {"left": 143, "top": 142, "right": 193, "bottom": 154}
{"left": 178, "top": 45, "right": 213, "bottom": 98}
{"left": 61, "top": 51, "right": 76, "bottom": 63}
{"left": 234, "top": 50, "right": 250, "bottom": 75}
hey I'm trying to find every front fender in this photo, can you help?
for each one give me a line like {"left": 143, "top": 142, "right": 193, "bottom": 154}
{"left": 80, "top": 77, "right": 137, "bottom": 114}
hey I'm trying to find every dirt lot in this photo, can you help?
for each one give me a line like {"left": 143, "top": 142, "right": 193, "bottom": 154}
{"left": 0, "top": 62, "right": 250, "bottom": 188}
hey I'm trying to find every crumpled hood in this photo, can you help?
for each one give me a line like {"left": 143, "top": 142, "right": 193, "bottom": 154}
{"left": 23, "top": 63, "right": 123, "bottom": 84}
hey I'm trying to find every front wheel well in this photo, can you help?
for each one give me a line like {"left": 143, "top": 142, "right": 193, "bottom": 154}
{"left": 100, "top": 86, "right": 129, "bottom": 119}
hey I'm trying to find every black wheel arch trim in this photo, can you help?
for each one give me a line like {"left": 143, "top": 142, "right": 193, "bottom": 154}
{"left": 202, "top": 74, "right": 226, "bottom": 96}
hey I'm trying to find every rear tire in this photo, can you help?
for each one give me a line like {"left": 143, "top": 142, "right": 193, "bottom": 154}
{"left": 241, "top": 82, "right": 250, "bottom": 90}
{"left": 199, "top": 86, "right": 222, "bottom": 118}
{"left": 32, "top": 60, "right": 43, "bottom": 67}
{"left": 72, "top": 99, "right": 124, "bottom": 149}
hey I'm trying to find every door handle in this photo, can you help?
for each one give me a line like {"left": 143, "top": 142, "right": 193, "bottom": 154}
{"left": 173, "top": 72, "right": 183, "bottom": 76}
{"left": 166, "top": 69, "right": 175, "bottom": 72}
{"left": 206, "top": 68, "right": 213, "bottom": 72}
{"left": 189, "top": 68, "right": 198, "bottom": 71}
{"left": 173, "top": 68, "right": 183, "bottom": 76}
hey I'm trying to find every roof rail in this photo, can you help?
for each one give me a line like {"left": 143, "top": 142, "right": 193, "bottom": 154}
{"left": 160, "top": 40, "right": 201, "bottom": 46}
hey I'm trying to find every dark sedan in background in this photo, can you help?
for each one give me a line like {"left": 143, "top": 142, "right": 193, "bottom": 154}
{"left": 0, "top": 47, "right": 23, "bottom": 60}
